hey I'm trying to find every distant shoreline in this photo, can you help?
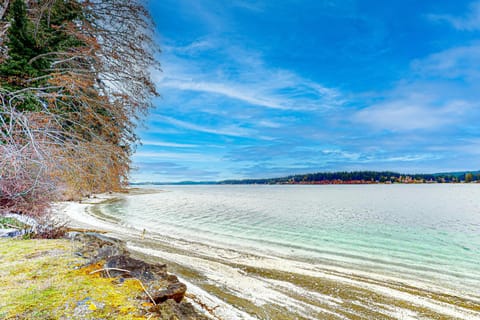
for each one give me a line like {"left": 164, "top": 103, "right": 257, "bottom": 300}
{"left": 132, "top": 169, "right": 480, "bottom": 185}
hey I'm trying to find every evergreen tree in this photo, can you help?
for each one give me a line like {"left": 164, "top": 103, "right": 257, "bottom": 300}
{"left": 0, "top": 0, "right": 47, "bottom": 84}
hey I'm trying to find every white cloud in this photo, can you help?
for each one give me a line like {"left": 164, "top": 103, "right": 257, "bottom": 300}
{"left": 133, "top": 151, "right": 218, "bottom": 161}
{"left": 375, "top": 154, "right": 439, "bottom": 162}
{"left": 354, "top": 95, "right": 471, "bottom": 132}
{"left": 162, "top": 79, "right": 291, "bottom": 110}
{"left": 141, "top": 140, "right": 198, "bottom": 148}
{"left": 428, "top": 1, "right": 480, "bottom": 31}
{"left": 154, "top": 38, "right": 344, "bottom": 112}
{"left": 162, "top": 39, "right": 218, "bottom": 55}
{"left": 355, "top": 39, "right": 479, "bottom": 133}
{"left": 412, "top": 43, "right": 480, "bottom": 80}
{"left": 257, "top": 120, "right": 282, "bottom": 128}
{"left": 152, "top": 115, "right": 256, "bottom": 137}
{"left": 160, "top": 75, "right": 342, "bottom": 111}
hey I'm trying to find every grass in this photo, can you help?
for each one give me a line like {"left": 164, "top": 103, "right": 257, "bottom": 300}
{"left": 0, "top": 239, "right": 150, "bottom": 319}
{"left": 0, "top": 216, "right": 29, "bottom": 229}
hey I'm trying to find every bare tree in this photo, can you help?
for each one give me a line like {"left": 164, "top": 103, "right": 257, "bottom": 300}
{"left": 0, "top": 0, "right": 159, "bottom": 215}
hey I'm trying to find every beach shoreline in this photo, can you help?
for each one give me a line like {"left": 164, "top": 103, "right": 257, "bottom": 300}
{"left": 52, "top": 188, "right": 480, "bottom": 320}
{"left": 53, "top": 191, "right": 258, "bottom": 319}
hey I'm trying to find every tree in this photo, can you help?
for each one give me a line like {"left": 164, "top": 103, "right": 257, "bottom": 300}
{"left": 465, "top": 173, "right": 473, "bottom": 183}
{"left": 0, "top": 0, "right": 159, "bottom": 215}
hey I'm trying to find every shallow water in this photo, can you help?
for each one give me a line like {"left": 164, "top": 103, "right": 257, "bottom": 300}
{"left": 96, "top": 184, "right": 480, "bottom": 319}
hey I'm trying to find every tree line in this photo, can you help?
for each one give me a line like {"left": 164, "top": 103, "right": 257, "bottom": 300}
{"left": 0, "top": 0, "right": 159, "bottom": 215}
{"left": 219, "top": 171, "right": 480, "bottom": 185}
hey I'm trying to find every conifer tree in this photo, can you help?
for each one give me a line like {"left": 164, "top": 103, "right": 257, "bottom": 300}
{"left": 0, "top": 0, "right": 46, "bottom": 84}
{"left": 0, "top": 0, "right": 159, "bottom": 215}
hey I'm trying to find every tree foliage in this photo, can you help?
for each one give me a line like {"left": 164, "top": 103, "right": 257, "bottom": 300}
{"left": 219, "top": 171, "right": 479, "bottom": 184}
{"left": 0, "top": 0, "right": 159, "bottom": 215}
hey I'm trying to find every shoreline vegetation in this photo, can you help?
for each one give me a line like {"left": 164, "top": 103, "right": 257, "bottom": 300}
{"left": 0, "top": 236, "right": 209, "bottom": 319}
{"left": 0, "top": 194, "right": 210, "bottom": 319}
{"left": 132, "top": 170, "right": 480, "bottom": 185}
{"left": 2, "top": 189, "right": 480, "bottom": 319}
{"left": 0, "top": 0, "right": 159, "bottom": 217}
{"left": 53, "top": 191, "right": 480, "bottom": 319}
{"left": 0, "top": 2, "right": 175, "bottom": 317}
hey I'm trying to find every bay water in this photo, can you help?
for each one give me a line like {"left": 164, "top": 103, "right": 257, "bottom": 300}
{"left": 95, "top": 184, "right": 480, "bottom": 319}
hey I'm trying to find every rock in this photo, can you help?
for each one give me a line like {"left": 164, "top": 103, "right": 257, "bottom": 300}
{"left": 105, "top": 255, "right": 186, "bottom": 303}
{"left": 152, "top": 282, "right": 187, "bottom": 304}
{"left": 4, "top": 213, "right": 37, "bottom": 228}
{"left": 72, "top": 297, "right": 105, "bottom": 318}
{"left": 68, "top": 232, "right": 127, "bottom": 262}
{"left": 105, "top": 255, "right": 167, "bottom": 281}
{"left": 0, "top": 228, "right": 21, "bottom": 238}
{"left": 67, "top": 232, "right": 203, "bottom": 318}
{"left": 151, "top": 299, "right": 209, "bottom": 320}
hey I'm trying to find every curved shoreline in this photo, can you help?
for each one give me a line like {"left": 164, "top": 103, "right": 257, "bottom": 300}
{"left": 55, "top": 192, "right": 480, "bottom": 320}
{"left": 54, "top": 194, "right": 256, "bottom": 319}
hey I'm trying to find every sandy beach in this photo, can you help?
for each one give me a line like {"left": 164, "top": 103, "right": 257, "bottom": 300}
{"left": 54, "top": 190, "right": 480, "bottom": 320}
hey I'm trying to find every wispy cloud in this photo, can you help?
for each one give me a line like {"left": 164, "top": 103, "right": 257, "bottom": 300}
{"left": 151, "top": 115, "right": 257, "bottom": 137}
{"left": 155, "top": 37, "right": 345, "bottom": 112}
{"left": 160, "top": 74, "right": 342, "bottom": 111}
{"left": 133, "top": 151, "right": 218, "bottom": 161}
{"left": 141, "top": 140, "right": 198, "bottom": 148}
{"left": 135, "top": 1, "right": 480, "bottom": 182}
{"left": 411, "top": 43, "right": 480, "bottom": 80}
{"left": 428, "top": 1, "right": 480, "bottom": 31}
{"left": 354, "top": 96, "right": 472, "bottom": 132}
{"left": 162, "top": 80, "right": 290, "bottom": 110}
{"left": 132, "top": 161, "right": 220, "bottom": 182}
{"left": 354, "top": 40, "right": 480, "bottom": 132}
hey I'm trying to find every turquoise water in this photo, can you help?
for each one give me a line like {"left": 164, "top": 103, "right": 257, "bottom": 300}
{"left": 100, "top": 184, "right": 480, "bottom": 296}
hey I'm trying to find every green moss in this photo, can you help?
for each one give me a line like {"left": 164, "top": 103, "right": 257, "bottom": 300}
{"left": 0, "top": 216, "right": 29, "bottom": 229}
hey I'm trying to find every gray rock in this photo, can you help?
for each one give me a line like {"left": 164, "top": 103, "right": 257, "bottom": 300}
{"left": 0, "top": 228, "right": 21, "bottom": 238}
{"left": 152, "top": 282, "right": 187, "bottom": 304}
{"left": 4, "top": 213, "right": 37, "bottom": 227}
{"left": 105, "top": 255, "right": 167, "bottom": 281}
{"left": 68, "top": 232, "right": 205, "bottom": 318}
{"left": 68, "top": 232, "right": 127, "bottom": 262}
{"left": 152, "top": 299, "right": 209, "bottom": 320}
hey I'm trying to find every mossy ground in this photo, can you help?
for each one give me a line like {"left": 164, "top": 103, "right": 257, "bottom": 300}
{"left": 0, "top": 239, "right": 152, "bottom": 319}
{"left": 0, "top": 217, "right": 29, "bottom": 229}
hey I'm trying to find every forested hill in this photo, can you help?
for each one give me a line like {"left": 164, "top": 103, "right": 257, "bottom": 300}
{"left": 218, "top": 170, "right": 480, "bottom": 184}
{"left": 130, "top": 170, "right": 480, "bottom": 185}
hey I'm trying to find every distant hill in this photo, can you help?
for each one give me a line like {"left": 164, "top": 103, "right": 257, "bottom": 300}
{"left": 432, "top": 170, "right": 480, "bottom": 178}
{"left": 218, "top": 170, "right": 480, "bottom": 185}
{"left": 131, "top": 170, "right": 480, "bottom": 185}
{"left": 130, "top": 181, "right": 216, "bottom": 186}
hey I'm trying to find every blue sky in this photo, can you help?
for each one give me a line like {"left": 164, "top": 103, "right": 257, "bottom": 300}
{"left": 132, "top": 0, "right": 480, "bottom": 182}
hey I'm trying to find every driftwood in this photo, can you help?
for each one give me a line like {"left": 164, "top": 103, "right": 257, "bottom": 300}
{"left": 65, "top": 227, "right": 108, "bottom": 234}
{"left": 89, "top": 267, "right": 131, "bottom": 275}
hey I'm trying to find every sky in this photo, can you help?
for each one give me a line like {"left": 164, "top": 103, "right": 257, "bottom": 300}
{"left": 132, "top": 0, "right": 480, "bottom": 182}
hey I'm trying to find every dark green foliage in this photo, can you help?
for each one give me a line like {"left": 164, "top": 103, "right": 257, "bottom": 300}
{"left": 34, "top": 0, "right": 84, "bottom": 52}
{"left": 0, "top": 0, "right": 85, "bottom": 113}
{"left": 219, "top": 170, "right": 480, "bottom": 184}
{"left": 0, "top": 0, "right": 47, "bottom": 84}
